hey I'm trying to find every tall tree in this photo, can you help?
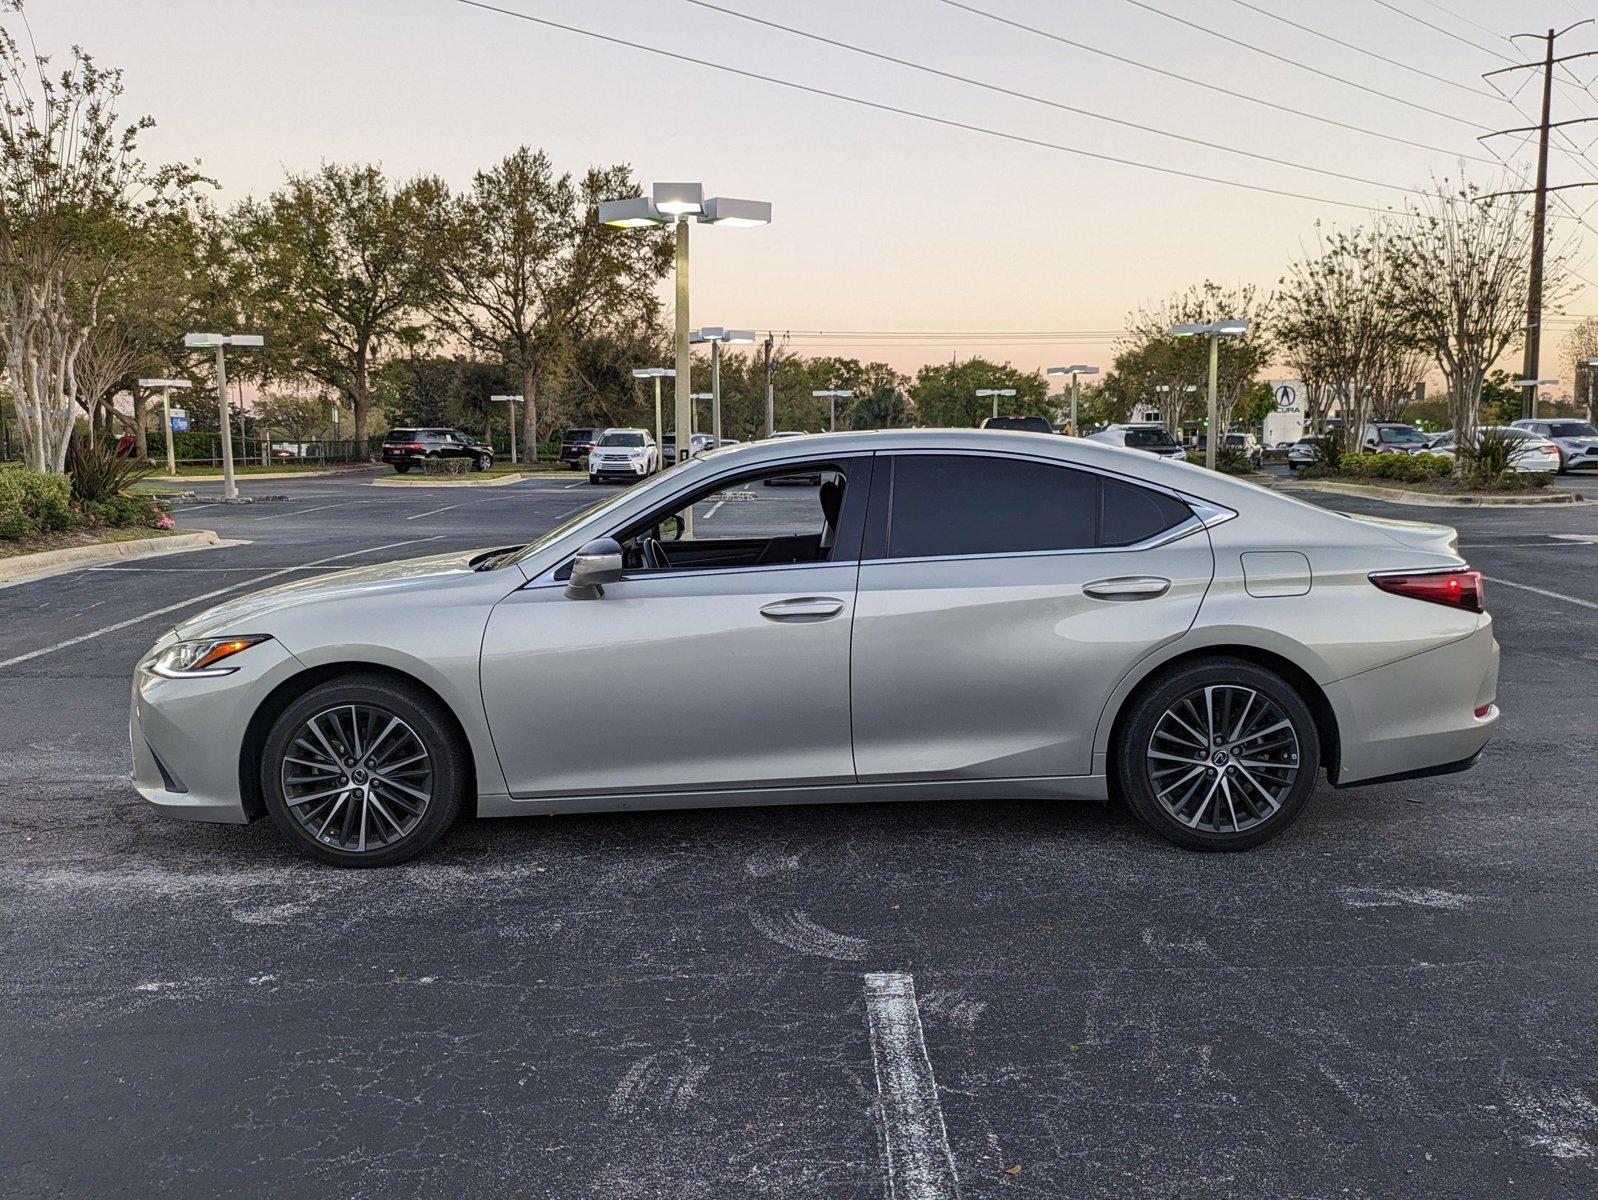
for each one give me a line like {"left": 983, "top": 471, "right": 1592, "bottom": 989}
{"left": 232, "top": 163, "right": 446, "bottom": 444}
{"left": 0, "top": 2, "right": 203, "bottom": 470}
{"left": 434, "top": 148, "right": 670, "bottom": 459}
{"left": 1388, "top": 179, "right": 1565, "bottom": 442}
{"left": 909, "top": 358, "right": 1047, "bottom": 427}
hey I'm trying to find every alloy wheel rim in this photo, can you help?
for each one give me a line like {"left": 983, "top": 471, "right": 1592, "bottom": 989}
{"left": 1145, "top": 684, "right": 1300, "bottom": 834}
{"left": 280, "top": 704, "right": 432, "bottom": 853}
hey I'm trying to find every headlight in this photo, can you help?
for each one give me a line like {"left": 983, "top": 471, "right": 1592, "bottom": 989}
{"left": 151, "top": 635, "right": 272, "bottom": 678}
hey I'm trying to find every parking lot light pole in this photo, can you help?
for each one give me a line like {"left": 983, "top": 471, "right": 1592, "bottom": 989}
{"left": 691, "top": 328, "right": 756, "bottom": 446}
{"left": 138, "top": 378, "right": 191, "bottom": 476}
{"left": 1512, "top": 378, "right": 1558, "bottom": 419}
{"left": 599, "top": 185, "right": 771, "bottom": 465}
{"left": 1172, "top": 320, "right": 1249, "bottom": 469}
{"left": 490, "top": 395, "right": 520, "bottom": 463}
{"left": 1580, "top": 358, "right": 1598, "bottom": 418}
{"left": 975, "top": 387, "right": 1017, "bottom": 419}
{"left": 184, "top": 333, "right": 263, "bottom": 501}
{"left": 1046, "top": 365, "right": 1098, "bottom": 435}
{"left": 632, "top": 368, "right": 675, "bottom": 469}
{"left": 812, "top": 389, "right": 853, "bottom": 431}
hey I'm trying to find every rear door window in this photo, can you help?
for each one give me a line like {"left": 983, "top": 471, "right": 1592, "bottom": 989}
{"left": 877, "top": 454, "right": 1192, "bottom": 559}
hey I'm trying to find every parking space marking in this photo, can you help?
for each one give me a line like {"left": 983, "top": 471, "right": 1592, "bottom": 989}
{"left": 864, "top": 972, "right": 962, "bottom": 1200}
{"left": 0, "top": 536, "right": 443, "bottom": 669}
{"left": 405, "top": 503, "right": 467, "bottom": 521}
{"left": 563, "top": 481, "right": 585, "bottom": 489}
{"left": 251, "top": 501, "right": 356, "bottom": 521}
{"left": 1484, "top": 575, "right": 1598, "bottom": 611}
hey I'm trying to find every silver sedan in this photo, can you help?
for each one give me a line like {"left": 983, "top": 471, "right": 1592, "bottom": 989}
{"left": 132, "top": 430, "right": 1500, "bottom": 865}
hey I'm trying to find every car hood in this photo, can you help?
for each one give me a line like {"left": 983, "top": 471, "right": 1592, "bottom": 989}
{"left": 174, "top": 547, "right": 521, "bottom": 639}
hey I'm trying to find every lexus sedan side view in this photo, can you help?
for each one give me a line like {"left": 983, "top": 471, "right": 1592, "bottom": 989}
{"left": 132, "top": 429, "right": 1499, "bottom": 867}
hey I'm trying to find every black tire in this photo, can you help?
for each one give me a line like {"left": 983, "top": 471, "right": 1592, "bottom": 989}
{"left": 589, "top": 474, "right": 600, "bottom": 485}
{"left": 259, "top": 675, "right": 468, "bottom": 867}
{"left": 1114, "top": 657, "right": 1320, "bottom": 851}
{"left": 393, "top": 463, "right": 412, "bottom": 474}
{"left": 566, "top": 460, "right": 579, "bottom": 470}
{"left": 475, "top": 454, "right": 492, "bottom": 472}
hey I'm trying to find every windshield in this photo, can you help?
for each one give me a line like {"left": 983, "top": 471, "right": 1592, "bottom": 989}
{"left": 1224, "top": 434, "right": 1246, "bottom": 446}
{"left": 600, "top": 431, "right": 645, "bottom": 447}
{"left": 505, "top": 461, "right": 705, "bottom": 567}
{"left": 1377, "top": 426, "right": 1426, "bottom": 444}
{"left": 1548, "top": 422, "right": 1598, "bottom": 438}
{"left": 1125, "top": 427, "right": 1178, "bottom": 448}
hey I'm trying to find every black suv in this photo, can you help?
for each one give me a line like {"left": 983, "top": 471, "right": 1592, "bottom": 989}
{"left": 560, "top": 428, "right": 600, "bottom": 470}
{"left": 380, "top": 428, "right": 494, "bottom": 473}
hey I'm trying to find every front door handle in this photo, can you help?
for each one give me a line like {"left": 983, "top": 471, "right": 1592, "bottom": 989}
{"left": 759, "top": 596, "right": 846, "bottom": 621}
{"left": 1082, "top": 576, "right": 1171, "bottom": 600}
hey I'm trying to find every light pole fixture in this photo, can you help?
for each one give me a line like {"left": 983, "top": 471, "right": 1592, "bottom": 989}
{"left": 812, "top": 389, "right": 853, "bottom": 431}
{"left": 975, "top": 387, "right": 1018, "bottom": 419}
{"left": 1172, "top": 320, "right": 1250, "bottom": 469}
{"left": 1046, "top": 365, "right": 1098, "bottom": 436}
{"left": 1580, "top": 358, "right": 1598, "bottom": 418}
{"left": 490, "top": 394, "right": 520, "bottom": 463}
{"left": 138, "top": 378, "right": 192, "bottom": 477}
{"left": 691, "top": 327, "right": 756, "bottom": 446}
{"left": 632, "top": 367, "right": 676, "bottom": 468}
{"left": 183, "top": 333, "right": 263, "bottom": 501}
{"left": 1512, "top": 378, "right": 1558, "bottom": 420}
{"left": 599, "top": 183, "right": 771, "bottom": 464}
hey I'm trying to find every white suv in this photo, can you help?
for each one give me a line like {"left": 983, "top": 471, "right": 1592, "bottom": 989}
{"left": 1087, "top": 423, "right": 1187, "bottom": 460}
{"left": 588, "top": 428, "right": 658, "bottom": 484}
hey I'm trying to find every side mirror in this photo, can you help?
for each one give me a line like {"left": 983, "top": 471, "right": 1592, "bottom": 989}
{"left": 659, "top": 514, "right": 685, "bottom": 542}
{"left": 565, "top": 537, "right": 624, "bottom": 600}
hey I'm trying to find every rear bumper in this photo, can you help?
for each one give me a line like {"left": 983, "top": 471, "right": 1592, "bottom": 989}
{"left": 1325, "top": 618, "right": 1499, "bottom": 786}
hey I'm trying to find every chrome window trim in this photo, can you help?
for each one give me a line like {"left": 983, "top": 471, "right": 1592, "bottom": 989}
{"left": 525, "top": 444, "right": 1235, "bottom": 586}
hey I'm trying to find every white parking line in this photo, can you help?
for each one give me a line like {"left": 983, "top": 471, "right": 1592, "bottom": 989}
{"left": 863, "top": 972, "right": 962, "bottom": 1200}
{"left": 1485, "top": 575, "right": 1598, "bottom": 611}
{"left": 252, "top": 501, "right": 351, "bottom": 521}
{"left": 703, "top": 500, "right": 725, "bottom": 518}
{"left": 405, "top": 503, "right": 466, "bottom": 521}
{"left": 0, "top": 536, "right": 443, "bottom": 669}
{"left": 564, "top": 481, "right": 585, "bottom": 489}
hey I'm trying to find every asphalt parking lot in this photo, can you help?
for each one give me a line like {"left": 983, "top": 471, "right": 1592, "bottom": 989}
{"left": 2, "top": 465, "right": 1595, "bottom": 1198}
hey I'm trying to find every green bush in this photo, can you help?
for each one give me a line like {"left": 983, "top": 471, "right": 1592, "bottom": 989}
{"left": 0, "top": 469, "right": 74, "bottom": 540}
{"left": 67, "top": 432, "right": 153, "bottom": 501}
{"left": 81, "top": 494, "right": 172, "bottom": 529}
{"left": 1456, "top": 426, "right": 1528, "bottom": 484}
{"left": 1334, "top": 452, "right": 1454, "bottom": 483}
{"left": 1212, "top": 446, "right": 1257, "bottom": 475}
{"left": 421, "top": 457, "right": 471, "bottom": 476}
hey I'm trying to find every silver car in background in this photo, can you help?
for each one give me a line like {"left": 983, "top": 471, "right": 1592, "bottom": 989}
{"left": 1511, "top": 418, "right": 1598, "bottom": 472}
{"left": 132, "top": 430, "right": 1499, "bottom": 866}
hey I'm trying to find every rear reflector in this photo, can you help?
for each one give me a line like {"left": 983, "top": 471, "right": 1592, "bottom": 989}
{"left": 1474, "top": 704, "right": 1493, "bottom": 718}
{"left": 1370, "top": 568, "right": 1484, "bottom": 614}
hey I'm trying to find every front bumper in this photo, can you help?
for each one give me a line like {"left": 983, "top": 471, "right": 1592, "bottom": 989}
{"left": 1325, "top": 617, "right": 1499, "bottom": 786}
{"left": 131, "top": 634, "right": 303, "bottom": 823}
{"left": 590, "top": 459, "right": 650, "bottom": 478}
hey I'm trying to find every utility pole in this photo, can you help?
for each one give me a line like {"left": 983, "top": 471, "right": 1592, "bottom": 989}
{"left": 762, "top": 333, "right": 777, "bottom": 437}
{"left": 1481, "top": 19, "right": 1598, "bottom": 418}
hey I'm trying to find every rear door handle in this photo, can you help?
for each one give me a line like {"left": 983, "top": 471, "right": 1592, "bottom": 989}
{"left": 1082, "top": 576, "right": 1171, "bottom": 600}
{"left": 759, "top": 596, "right": 846, "bottom": 621}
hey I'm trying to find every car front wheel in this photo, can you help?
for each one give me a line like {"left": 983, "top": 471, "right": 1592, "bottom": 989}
{"left": 393, "top": 463, "right": 412, "bottom": 474}
{"left": 1115, "top": 658, "right": 1320, "bottom": 851}
{"left": 259, "top": 675, "right": 468, "bottom": 867}
{"left": 475, "top": 454, "right": 492, "bottom": 471}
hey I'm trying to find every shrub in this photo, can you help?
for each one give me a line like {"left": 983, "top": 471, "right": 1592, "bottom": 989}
{"left": 421, "top": 456, "right": 471, "bottom": 476}
{"left": 1212, "top": 446, "right": 1257, "bottom": 475}
{"left": 81, "top": 494, "right": 172, "bottom": 529}
{"left": 0, "top": 469, "right": 75, "bottom": 540}
{"left": 1334, "top": 452, "right": 1453, "bottom": 483}
{"left": 1456, "top": 426, "right": 1529, "bottom": 484}
{"left": 67, "top": 432, "right": 153, "bottom": 501}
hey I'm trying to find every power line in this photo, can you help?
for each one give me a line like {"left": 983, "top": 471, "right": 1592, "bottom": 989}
{"left": 931, "top": 0, "right": 1499, "bottom": 165}
{"left": 680, "top": 0, "right": 1430, "bottom": 198}
{"left": 453, "top": 0, "right": 1400, "bottom": 212}
{"left": 1115, "top": 0, "right": 1491, "bottom": 130}
{"left": 1366, "top": 0, "right": 1517, "bottom": 63}
{"left": 1219, "top": 0, "right": 1501, "bottom": 100}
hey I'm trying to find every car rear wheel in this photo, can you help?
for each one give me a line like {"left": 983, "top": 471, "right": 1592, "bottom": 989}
{"left": 393, "top": 463, "right": 412, "bottom": 474}
{"left": 260, "top": 676, "right": 468, "bottom": 867}
{"left": 1115, "top": 658, "right": 1320, "bottom": 851}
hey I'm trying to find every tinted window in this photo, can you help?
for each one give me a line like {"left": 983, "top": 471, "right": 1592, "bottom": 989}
{"left": 1124, "top": 427, "right": 1178, "bottom": 448}
{"left": 386, "top": 429, "right": 417, "bottom": 441}
{"left": 600, "top": 431, "right": 645, "bottom": 447}
{"left": 564, "top": 428, "right": 594, "bottom": 441}
{"left": 982, "top": 415, "right": 1053, "bottom": 432}
{"left": 883, "top": 455, "right": 1191, "bottom": 559}
{"left": 1549, "top": 422, "right": 1598, "bottom": 438}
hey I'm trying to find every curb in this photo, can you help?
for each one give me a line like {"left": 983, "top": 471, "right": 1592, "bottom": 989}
{"left": 369, "top": 472, "right": 536, "bottom": 488}
{"left": 1280, "top": 479, "right": 1586, "bottom": 507}
{"left": 0, "top": 530, "right": 241, "bottom": 589}
{"left": 144, "top": 466, "right": 378, "bottom": 483}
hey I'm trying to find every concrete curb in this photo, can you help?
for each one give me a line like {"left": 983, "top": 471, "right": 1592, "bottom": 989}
{"left": 144, "top": 467, "right": 378, "bottom": 483}
{"left": 1280, "top": 479, "right": 1585, "bottom": 507}
{"left": 369, "top": 472, "right": 540, "bottom": 488}
{"left": 0, "top": 529, "right": 242, "bottom": 589}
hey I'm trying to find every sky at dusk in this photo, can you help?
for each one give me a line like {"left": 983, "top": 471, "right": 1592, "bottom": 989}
{"left": 25, "top": 0, "right": 1598, "bottom": 382}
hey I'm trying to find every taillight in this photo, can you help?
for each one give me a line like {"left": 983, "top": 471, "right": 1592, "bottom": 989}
{"left": 1370, "top": 569, "right": 1484, "bottom": 614}
{"left": 408, "top": 442, "right": 424, "bottom": 451}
